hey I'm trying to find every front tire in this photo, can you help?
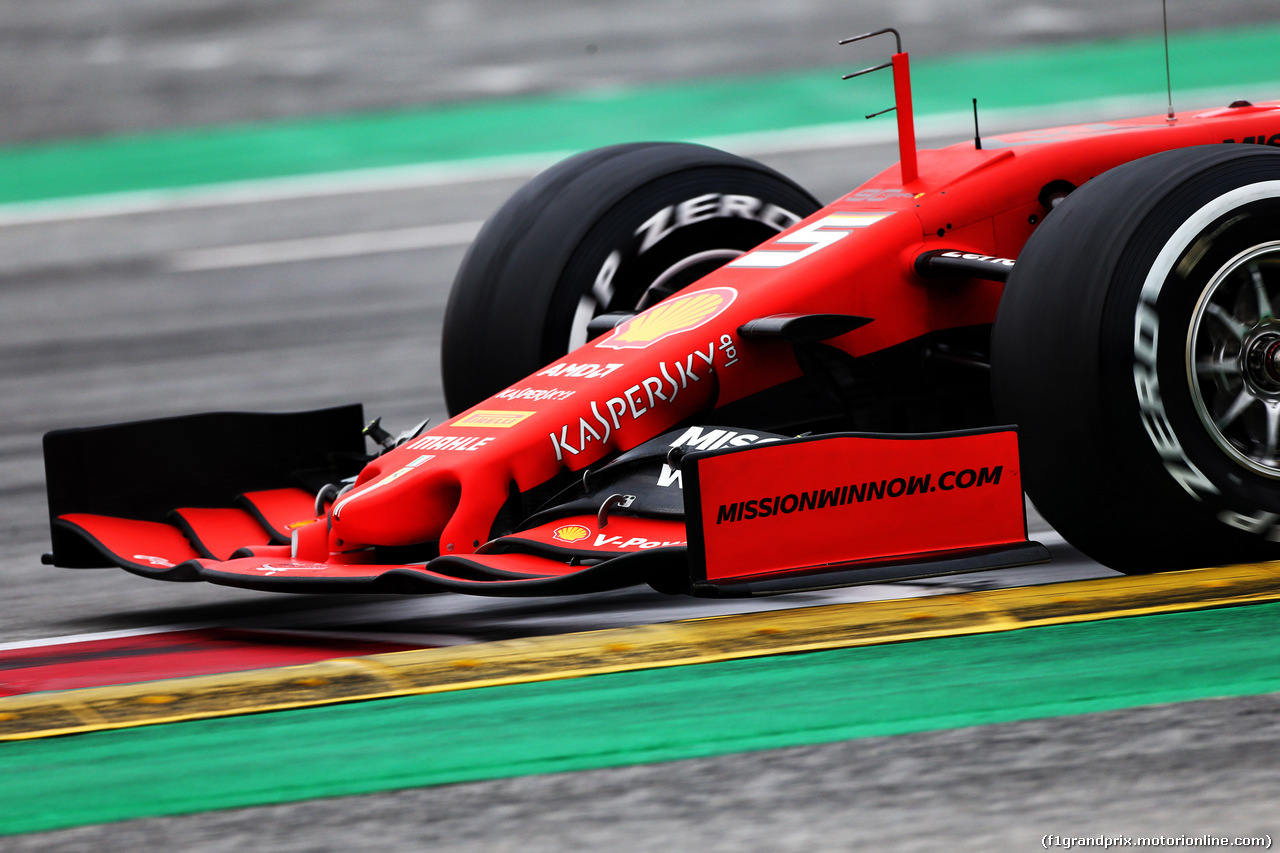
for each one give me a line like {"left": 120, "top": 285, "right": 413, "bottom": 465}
{"left": 992, "top": 144, "right": 1280, "bottom": 572}
{"left": 441, "top": 142, "right": 820, "bottom": 414}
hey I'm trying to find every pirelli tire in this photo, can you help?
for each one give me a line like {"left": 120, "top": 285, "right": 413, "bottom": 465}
{"left": 440, "top": 142, "right": 820, "bottom": 414}
{"left": 992, "top": 144, "right": 1280, "bottom": 573}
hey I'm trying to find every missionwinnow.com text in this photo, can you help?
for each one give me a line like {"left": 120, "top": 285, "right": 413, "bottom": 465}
{"left": 714, "top": 466, "right": 1003, "bottom": 524}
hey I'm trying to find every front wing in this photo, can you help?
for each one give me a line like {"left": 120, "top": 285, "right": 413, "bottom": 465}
{"left": 44, "top": 409, "right": 1046, "bottom": 597}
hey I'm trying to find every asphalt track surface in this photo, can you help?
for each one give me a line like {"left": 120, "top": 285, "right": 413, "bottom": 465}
{"left": 4, "top": 1, "right": 1280, "bottom": 849}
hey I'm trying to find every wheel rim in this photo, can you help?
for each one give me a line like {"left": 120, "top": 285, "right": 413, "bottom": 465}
{"left": 1187, "top": 240, "right": 1280, "bottom": 478}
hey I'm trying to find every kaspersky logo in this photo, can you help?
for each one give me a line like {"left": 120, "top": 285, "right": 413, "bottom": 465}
{"left": 597, "top": 287, "right": 737, "bottom": 350}
{"left": 552, "top": 524, "right": 592, "bottom": 543}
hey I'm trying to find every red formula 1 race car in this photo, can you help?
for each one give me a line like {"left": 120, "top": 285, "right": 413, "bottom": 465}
{"left": 42, "top": 30, "right": 1280, "bottom": 597}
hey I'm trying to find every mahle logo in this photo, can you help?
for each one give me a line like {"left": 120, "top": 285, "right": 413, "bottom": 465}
{"left": 597, "top": 287, "right": 736, "bottom": 349}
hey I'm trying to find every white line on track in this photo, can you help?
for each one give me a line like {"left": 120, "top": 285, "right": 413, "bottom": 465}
{"left": 0, "top": 625, "right": 199, "bottom": 652}
{"left": 0, "top": 622, "right": 473, "bottom": 652}
{"left": 0, "top": 153, "right": 565, "bottom": 228}
{"left": 169, "top": 220, "right": 486, "bottom": 271}
{"left": 2, "top": 84, "right": 1270, "bottom": 232}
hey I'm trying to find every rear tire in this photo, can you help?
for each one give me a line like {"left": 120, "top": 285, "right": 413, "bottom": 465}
{"left": 441, "top": 142, "right": 820, "bottom": 414}
{"left": 992, "top": 144, "right": 1280, "bottom": 572}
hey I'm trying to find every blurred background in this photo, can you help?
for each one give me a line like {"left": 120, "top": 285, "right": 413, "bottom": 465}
{"left": 3, "top": 0, "right": 1278, "bottom": 143}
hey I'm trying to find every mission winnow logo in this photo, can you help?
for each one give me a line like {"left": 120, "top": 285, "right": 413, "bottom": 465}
{"left": 714, "top": 465, "right": 1003, "bottom": 524}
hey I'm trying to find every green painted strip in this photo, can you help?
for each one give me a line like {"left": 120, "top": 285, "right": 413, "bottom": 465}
{"left": 2, "top": 24, "right": 1279, "bottom": 206}
{"left": 4, "top": 600, "right": 1280, "bottom": 836}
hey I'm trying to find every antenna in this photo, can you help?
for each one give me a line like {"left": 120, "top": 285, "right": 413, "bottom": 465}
{"left": 973, "top": 98, "right": 982, "bottom": 150}
{"left": 1163, "top": 0, "right": 1175, "bottom": 122}
{"left": 840, "top": 28, "right": 918, "bottom": 184}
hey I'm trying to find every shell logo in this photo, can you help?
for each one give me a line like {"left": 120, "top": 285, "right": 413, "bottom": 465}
{"left": 552, "top": 524, "right": 592, "bottom": 543}
{"left": 597, "top": 287, "right": 737, "bottom": 349}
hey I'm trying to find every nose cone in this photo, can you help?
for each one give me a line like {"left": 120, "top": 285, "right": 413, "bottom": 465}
{"left": 329, "top": 458, "right": 460, "bottom": 548}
